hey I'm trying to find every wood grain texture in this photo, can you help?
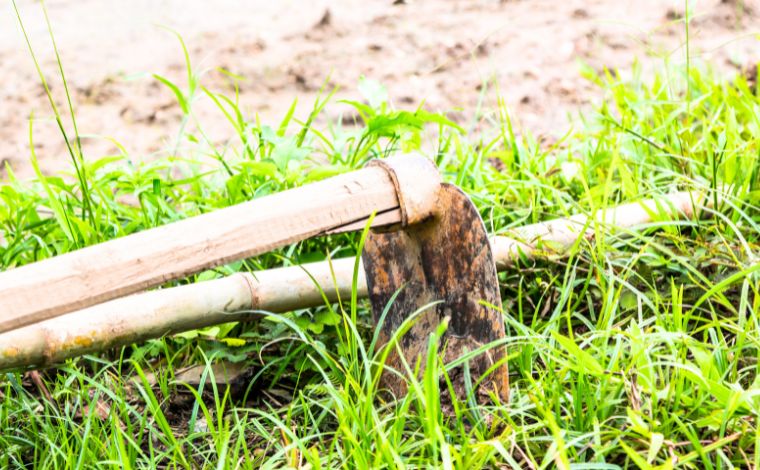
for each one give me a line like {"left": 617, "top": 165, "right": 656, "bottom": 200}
{"left": 0, "top": 166, "right": 400, "bottom": 333}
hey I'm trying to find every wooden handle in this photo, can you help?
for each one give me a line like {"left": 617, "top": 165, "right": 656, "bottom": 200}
{"left": 0, "top": 165, "right": 417, "bottom": 333}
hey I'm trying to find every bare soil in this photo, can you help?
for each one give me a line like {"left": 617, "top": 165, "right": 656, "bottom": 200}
{"left": 1, "top": 0, "right": 759, "bottom": 179}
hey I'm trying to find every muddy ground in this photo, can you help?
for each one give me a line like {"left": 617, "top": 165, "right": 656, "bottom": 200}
{"left": 1, "top": 0, "right": 758, "bottom": 179}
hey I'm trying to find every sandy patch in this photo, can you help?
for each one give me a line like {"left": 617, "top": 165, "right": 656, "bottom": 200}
{"left": 1, "top": 0, "right": 758, "bottom": 179}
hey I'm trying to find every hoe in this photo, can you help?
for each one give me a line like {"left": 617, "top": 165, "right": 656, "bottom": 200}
{"left": 0, "top": 156, "right": 709, "bottom": 401}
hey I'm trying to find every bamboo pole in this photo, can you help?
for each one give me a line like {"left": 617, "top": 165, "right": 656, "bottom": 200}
{"left": 491, "top": 190, "right": 707, "bottom": 270}
{"left": 0, "top": 191, "right": 707, "bottom": 371}
{"left": 0, "top": 259, "right": 362, "bottom": 370}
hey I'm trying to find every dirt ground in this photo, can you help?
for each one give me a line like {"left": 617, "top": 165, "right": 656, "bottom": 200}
{"left": 1, "top": 0, "right": 759, "bottom": 179}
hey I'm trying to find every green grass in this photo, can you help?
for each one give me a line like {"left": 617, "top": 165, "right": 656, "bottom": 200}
{"left": 2, "top": 14, "right": 760, "bottom": 469}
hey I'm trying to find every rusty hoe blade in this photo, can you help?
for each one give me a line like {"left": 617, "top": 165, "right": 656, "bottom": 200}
{"left": 362, "top": 157, "right": 509, "bottom": 404}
